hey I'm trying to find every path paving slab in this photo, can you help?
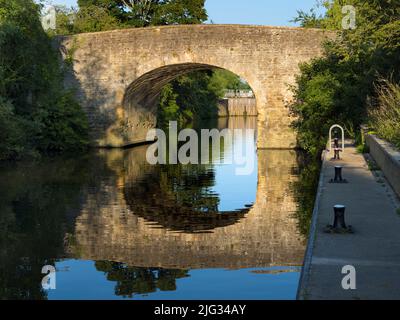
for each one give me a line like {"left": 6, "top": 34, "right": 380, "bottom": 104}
{"left": 299, "top": 142, "right": 400, "bottom": 300}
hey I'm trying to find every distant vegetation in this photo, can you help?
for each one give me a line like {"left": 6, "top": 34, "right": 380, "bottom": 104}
{"left": 157, "top": 69, "right": 252, "bottom": 126}
{"left": 290, "top": 0, "right": 400, "bottom": 156}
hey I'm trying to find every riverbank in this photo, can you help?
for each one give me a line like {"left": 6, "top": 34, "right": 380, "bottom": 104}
{"left": 298, "top": 141, "right": 400, "bottom": 300}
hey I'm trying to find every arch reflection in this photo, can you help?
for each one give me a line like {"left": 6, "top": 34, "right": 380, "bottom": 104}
{"left": 73, "top": 117, "right": 306, "bottom": 269}
{"left": 123, "top": 164, "right": 250, "bottom": 233}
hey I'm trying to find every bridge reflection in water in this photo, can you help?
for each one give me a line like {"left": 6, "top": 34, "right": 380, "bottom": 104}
{"left": 0, "top": 116, "right": 318, "bottom": 300}
{"left": 71, "top": 116, "right": 307, "bottom": 271}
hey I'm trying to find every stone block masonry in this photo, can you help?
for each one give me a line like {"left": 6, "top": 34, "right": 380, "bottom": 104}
{"left": 365, "top": 134, "right": 400, "bottom": 198}
{"left": 217, "top": 98, "right": 257, "bottom": 117}
{"left": 58, "top": 25, "right": 335, "bottom": 148}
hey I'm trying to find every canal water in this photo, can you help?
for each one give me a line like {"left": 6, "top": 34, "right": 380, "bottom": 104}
{"left": 0, "top": 117, "right": 319, "bottom": 300}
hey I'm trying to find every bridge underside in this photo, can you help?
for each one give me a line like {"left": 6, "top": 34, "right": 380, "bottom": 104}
{"left": 60, "top": 25, "right": 334, "bottom": 148}
{"left": 122, "top": 63, "right": 221, "bottom": 146}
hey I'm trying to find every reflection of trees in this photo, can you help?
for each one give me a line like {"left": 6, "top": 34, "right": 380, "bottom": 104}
{"left": 124, "top": 163, "right": 250, "bottom": 233}
{"left": 0, "top": 155, "right": 107, "bottom": 300}
{"left": 160, "top": 165, "right": 218, "bottom": 211}
{"left": 95, "top": 261, "right": 189, "bottom": 298}
{"left": 290, "top": 152, "right": 321, "bottom": 237}
{"left": 123, "top": 119, "right": 250, "bottom": 233}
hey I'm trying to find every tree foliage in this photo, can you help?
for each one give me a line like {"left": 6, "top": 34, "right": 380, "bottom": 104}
{"left": 77, "top": 0, "right": 208, "bottom": 27}
{"left": 157, "top": 69, "right": 252, "bottom": 126}
{"left": 0, "top": 0, "right": 89, "bottom": 160}
{"left": 290, "top": 0, "right": 400, "bottom": 156}
{"left": 208, "top": 69, "right": 251, "bottom": 97}
{"left": 157, "top": 71, "right": 219, "bottom": 125}
{"left": 53, "top": 5, "right": 120, "bottom": 34}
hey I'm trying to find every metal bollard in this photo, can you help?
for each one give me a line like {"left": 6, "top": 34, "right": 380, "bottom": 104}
{"left": 324, "top": 205, "right": 353, "bottom": 233}
{"left": 330, "top": 166, "right": 348, "bottom": 183}
{"left": 333, "top": 205, "right": 347, "bottom": 229}
{"left": 335, "top": 166, "right": 343, "bottom": 182}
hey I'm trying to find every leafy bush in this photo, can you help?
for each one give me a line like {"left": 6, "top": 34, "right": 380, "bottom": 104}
{"left": 0, "top": 0, "right": 89, "bottom": 160}
{"left": 33, "top": 91, "right": 89, "bottom": 152}
{"left": 0, "top": 98, "right": 28, "bottom": 160}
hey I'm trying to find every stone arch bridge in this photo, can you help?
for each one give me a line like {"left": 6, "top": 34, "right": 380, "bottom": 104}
{"left": 59, "top": 25, "right": 334, "bottom": 148}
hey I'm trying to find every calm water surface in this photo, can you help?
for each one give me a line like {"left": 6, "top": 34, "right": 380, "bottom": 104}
{"left": 0, "top": 117, "right": 319, "bottom": 300}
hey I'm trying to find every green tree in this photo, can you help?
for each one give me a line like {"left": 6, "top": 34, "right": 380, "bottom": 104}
{"left": 157, "top": 70, "right": 219, "bottom": 125}
{"left": 208, "top": 69, "right": 251, "bottom": 97}
{"left": 157, "top": 83, "right": 182, "bottom": 124}
{"left": 158, "top": 69, "right": 252, "bottom": 125}
{"left": 152, "top": 0, "right": 208, "bottom": 25}
{"left": 0, "top": 0, "right": 89, "bottom": 160}
{"left": 74, "top": 5, "right": 120, "bottom": 33}
{"left": 290, "top": 0, "right": 400, "bottom": 156}
{"left": 0, "top": 98, "right": 27, "bottom": 160}
{"left": 77, "top": 0, "right": 207, "bottom": 27}
{"left": 53, "top": 5, "right": 120, "bottom": 35}
{"left": 292, "top": 0, "right": 346, "bottom": 29}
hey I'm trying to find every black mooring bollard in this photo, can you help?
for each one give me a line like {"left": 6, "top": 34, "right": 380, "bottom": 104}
{"left": 333, "top": 205, "right": 347, "bottom": 229}
{"left": 335, "top": 166, "right": 343, "bottom": 182}
{"left": 330, "top": 166, "right": 348, "bottom": 183}
{"left": 324, "top": 205, "right": 353, "bottom": 233}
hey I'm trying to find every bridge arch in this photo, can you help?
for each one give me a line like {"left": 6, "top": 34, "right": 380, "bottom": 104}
{"left": 60, "top": 25, "right": 334, "bottom": 148}
{"left": 121, "top": 62, "right": 258, "bottom": 145}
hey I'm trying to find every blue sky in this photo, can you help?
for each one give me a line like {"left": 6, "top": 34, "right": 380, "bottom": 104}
{"left": 50, "top": 0, "right": 324, "bottom": 26}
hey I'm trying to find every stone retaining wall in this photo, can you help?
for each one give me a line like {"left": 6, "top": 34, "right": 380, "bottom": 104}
{"left": 366, "top": 134, "right": 400, "bottom": 198}
{"left": 217, "top": 98, "right": 257, "bottom": 117}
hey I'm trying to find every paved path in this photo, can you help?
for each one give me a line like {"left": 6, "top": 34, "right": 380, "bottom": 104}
{"left": 298, "top": 142, "right": 400, "bottom": 300}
